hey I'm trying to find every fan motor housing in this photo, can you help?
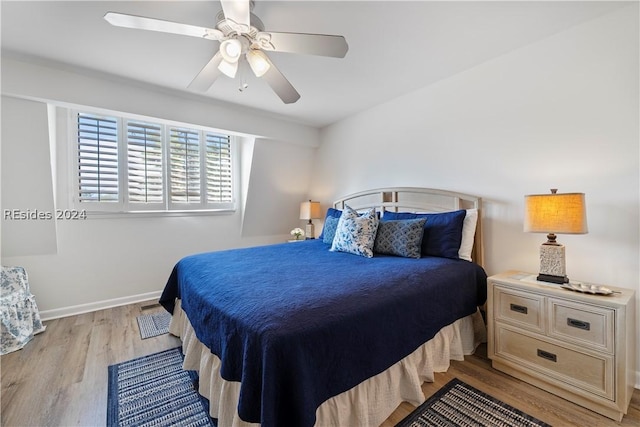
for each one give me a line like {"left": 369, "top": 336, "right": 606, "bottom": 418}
{"left": 215, "top": 10, "right": 264, "bottom": 36}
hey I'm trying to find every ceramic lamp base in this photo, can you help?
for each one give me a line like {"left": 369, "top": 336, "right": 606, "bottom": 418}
{"left": 305, "top": 222, "right": 315, "bottom": 239}
{"left": 538, "top": 243, "right": 568, "bottom": 283}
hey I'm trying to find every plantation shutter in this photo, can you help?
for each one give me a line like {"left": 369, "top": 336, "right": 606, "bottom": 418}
{"left": 127, "top": 121, "right": 163, "bottom": 204}
{"left": 77, "top": 113, "right": 119, "bottom": 202}
{"left": 170, "top": 127, "right": 201, "bottom": 204}
{"left": 205, "top": 132, "right": 233, "bottom": 204}
{"left": 74, "top": 109, "right": 235, "bottom": 212}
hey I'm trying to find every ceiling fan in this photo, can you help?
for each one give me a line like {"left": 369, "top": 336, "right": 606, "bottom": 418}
{"left": 104, "top": 0, "right": 348, "bottom": 104}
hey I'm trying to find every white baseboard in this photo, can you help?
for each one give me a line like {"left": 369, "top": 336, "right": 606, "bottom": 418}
{"left": 39, "top": 290, "right": 163, "bottom": 321}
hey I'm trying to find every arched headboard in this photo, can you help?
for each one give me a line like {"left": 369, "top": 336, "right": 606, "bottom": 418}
{"left": 332, "top": 187, "right": 484, "bottom": 267}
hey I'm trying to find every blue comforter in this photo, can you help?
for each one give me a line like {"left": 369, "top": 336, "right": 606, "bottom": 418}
{"left": 160, "top": 240, "right": 486, "bottom": 427}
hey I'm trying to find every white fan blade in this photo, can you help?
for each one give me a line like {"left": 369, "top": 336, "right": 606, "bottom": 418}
{"left": 104, "top": 12, "right": 223, "bottom": 40}
{"left": 220, "top": 0, "right": 250, "bottom": 32}
{"left": 256, "top": 32, "right": 348, "bottom": 58}
{"left": 188, "top": 52, "right": 224, "bottom": 92}
{"left": 260, "top": 54, "right": 301, "bottom": 104}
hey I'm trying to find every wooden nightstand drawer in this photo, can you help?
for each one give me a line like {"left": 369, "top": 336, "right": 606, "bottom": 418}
{"left": 548, "top": 298, "right": 614, "bottom": 353}
{"left": 494, "top": 286, "right": 544, "bottom": 333}
{"left": 495, "top": 326, "right": 614, "bottom": 400}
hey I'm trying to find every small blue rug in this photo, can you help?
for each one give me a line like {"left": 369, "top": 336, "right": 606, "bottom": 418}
{"left": 395, "top": 378, "right": 551, "bottom": 427}
{"left": 107, "top": 347, "right": 216, "bottom": 426}
{"left": 136, "top": 311, "right": 171, "bottom": 339}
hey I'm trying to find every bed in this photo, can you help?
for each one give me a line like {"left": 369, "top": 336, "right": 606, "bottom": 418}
{"left": 160, "top": 187, "right": 488, "bottom": 427}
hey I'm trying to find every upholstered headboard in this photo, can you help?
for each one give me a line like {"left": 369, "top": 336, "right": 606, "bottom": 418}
{"left": 332, "top": 187, "right": 484, "bottom": 267}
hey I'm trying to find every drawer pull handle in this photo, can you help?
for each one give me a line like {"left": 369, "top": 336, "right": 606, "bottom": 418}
{"left": 537, "top": 349, "right": 557, "bottom": 363}
{"left": 567, "top": 318, "right": 590, "bottom": 331}
{"left": 510, "top": 304, "right": 528, "bottom": 315}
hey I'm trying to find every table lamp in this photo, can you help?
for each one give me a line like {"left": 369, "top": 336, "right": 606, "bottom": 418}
{"left": 300, "top": 200, "right": 321, "bottom": 239}
{"left": 523, "top": 189, "right": 588, "bottom": 284}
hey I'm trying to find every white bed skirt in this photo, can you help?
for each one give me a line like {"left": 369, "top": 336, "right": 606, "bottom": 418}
{"left": 169, "top": 299, "right": 487, "bottom": 427}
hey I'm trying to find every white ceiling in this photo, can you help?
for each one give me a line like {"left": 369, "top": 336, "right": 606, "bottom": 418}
{"left": 1, "top": 1, "right": 629, "bottom": 128}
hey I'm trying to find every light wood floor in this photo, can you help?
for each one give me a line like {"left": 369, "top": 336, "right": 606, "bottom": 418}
{"left": 1, "top": 302, "right": 181, "bottom": 426}
{"left": 2, "top": 301, "right": 639, "bottom": 426}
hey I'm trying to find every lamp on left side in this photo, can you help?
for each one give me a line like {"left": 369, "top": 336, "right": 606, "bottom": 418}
{"left": 300, "top": 200, "right": 321, "bottom": 239}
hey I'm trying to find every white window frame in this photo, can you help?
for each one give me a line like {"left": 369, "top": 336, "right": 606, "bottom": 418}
{"left": 69, "top": 109, "right": 238, "bottom": 214}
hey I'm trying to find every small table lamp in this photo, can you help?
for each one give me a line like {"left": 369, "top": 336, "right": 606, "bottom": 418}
{"left": 524, "top": 189, "right": 588, "bottom": 284}
{"left": 300, "top": 200, "right": 321, "bottom": 239}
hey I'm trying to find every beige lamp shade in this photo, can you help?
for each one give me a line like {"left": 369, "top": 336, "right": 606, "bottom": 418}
{"left": 300, "top": 200, "right": 322, "bottom": 221}
{"left": 524, "top": 192, "right": 588, "bottom": 235}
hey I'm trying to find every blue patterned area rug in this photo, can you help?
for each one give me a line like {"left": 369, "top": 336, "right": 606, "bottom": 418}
{"left": 107, "top": 347, "right": 216, "bottom": 426}
{"left": 136, "top": 311, "right": 172, "bottom": 339}
{"left": 395, "top": 378, "right": 551, "bottom": 427}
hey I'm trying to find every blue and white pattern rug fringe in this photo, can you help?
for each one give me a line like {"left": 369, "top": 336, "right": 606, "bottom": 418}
{"left": 136, "top": 311, "right": 171, "bottom": 339}
{"left": 107, "top": 347, "right": 215, "bottom": 427}
{"left": 395, "top": 378, "right": 551, "bottom": 427}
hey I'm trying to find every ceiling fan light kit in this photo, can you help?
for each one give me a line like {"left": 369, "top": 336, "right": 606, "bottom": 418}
{"left": 246, "top": 49, "right": 270, "bottom": 77}
{"left": 220, "top": 38, "right": 243, "bottom": 63}
{"left": 104, "top": 0, "right": 348, "bottom": 104}
{"left": 218, "top": 58, "right": 239, "bottom": 78}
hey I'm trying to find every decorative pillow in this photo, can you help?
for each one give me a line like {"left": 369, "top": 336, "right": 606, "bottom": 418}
{"left": 318, "top": 208, "right": 342, "bottom": 240}
{"left": 458, "top": 209, "right": 478, "bottom": 262}
{"left": 373, "top": 218, "right": 426, "bottom": 258}
{"left": 319, "top": 207, "right": 380, "bottom": 240}
{"left": 382, "top": 209, "right": 466, "bottom": 259}
{"left": 330, "top": 206, "right": 379, "bottom": 258}
{"left": 322, "top": 216, "right": 340, "bottom": 244}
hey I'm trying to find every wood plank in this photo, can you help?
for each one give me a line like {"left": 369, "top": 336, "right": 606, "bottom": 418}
{"left": 0, "top": 302, "right": 180, "bottom": 426}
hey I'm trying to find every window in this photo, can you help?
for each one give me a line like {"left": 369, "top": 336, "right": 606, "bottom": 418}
{"left": 77, "top": 114, "right": 119, "bottom": 203}
{"left": 127, "top": 120, "right": 163, "bottom": 205}
{"left": 73, "top": 111, "right": 235, "bottom": 213}
{"left": 169, "top": 127, "right": 201, "bottom": 205}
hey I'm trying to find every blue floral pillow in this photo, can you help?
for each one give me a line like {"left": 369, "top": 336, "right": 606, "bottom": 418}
{"left": 330, "top": 206, "right": 379, "bottom": 258}
{"left": 374, "top": 218, "right": 426, "bottom": 258}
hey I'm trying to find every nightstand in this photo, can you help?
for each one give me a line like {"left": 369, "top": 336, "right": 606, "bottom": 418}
{"left": 487, "top": 271, "right": 636, "bottom": 421}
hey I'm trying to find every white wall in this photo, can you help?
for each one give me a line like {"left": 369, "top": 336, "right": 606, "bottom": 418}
{"left": 1, "top": 97, "right": 57, "bottom": 257}
{"left": 1, "top": 58, "right": 318, "bottom": 317}
{"left": 242, "top": 138, "right": 317, "bottom": 237}
{"left": 310, "top": 4, "right": 639, "bottom": 379}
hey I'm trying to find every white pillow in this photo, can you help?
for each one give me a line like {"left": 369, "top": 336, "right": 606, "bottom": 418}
{"left": 458, "top": 208, "right": 478, "bottom": 262}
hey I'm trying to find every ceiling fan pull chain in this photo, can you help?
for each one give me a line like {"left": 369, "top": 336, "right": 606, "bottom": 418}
{"left": 238, "top": 61, "right": 249, "bottom": 92}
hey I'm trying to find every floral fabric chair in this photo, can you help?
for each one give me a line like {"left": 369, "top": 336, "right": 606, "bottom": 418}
{"left": 1, "top": 266, "right": 46, "bottom": 355}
